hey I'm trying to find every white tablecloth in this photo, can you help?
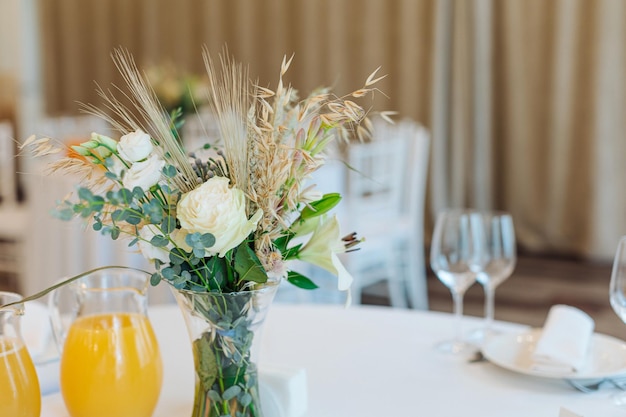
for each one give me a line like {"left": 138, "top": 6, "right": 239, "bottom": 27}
{"left": 42, "top": 304, "right": 626, "bottom": 417}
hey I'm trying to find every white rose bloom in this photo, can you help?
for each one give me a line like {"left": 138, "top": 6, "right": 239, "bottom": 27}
{"left": 122, "top": 153, "right": 165, "bottom": 191}
{"left": 117, "top": 129, "right": 154, "bottom": 162}
{"left": 176, "top": 176, "right": 262, "bottom": 257}
{"left": 137, "top": 224, "right": 171, "bottom": 263}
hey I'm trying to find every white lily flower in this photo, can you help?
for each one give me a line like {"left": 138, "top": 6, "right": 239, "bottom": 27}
{"left": 297, "top": 215, "right": 353, "bottom": 291}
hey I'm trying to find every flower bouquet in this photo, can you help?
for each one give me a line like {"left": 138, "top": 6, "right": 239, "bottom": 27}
{"left": 22, "top": 48, "right": 389, "bottom": 417}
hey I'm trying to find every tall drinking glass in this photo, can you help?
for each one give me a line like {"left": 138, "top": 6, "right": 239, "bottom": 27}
{"left": 430, "top": 209, "right": 482, "bottom": 354}
{"left": 473, "top": 211, "right": 516, "bottom": 341}
{"left": 610, "top": 236, "right": 626, "bottom": 405}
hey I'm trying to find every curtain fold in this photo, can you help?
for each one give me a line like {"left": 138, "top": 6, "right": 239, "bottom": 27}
{"left": 37, "top": 0, "right": 626, "bottom": 259}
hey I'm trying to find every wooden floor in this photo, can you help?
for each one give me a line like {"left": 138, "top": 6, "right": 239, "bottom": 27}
{"left": 362, "top": 253, "right": 626, "bottom": 339}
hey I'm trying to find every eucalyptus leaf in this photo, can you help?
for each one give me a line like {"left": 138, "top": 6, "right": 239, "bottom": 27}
{"left": 222, "top": 385, "right": 241, "bottom": 401}
{"left": 160, "top": 215, "right": 177, "bottom": 234}
{"left": 150, "top": 273, "right": 161, "bottom": 286}
{"left": 150, "top": 235, "right": 169, "bottom": 248}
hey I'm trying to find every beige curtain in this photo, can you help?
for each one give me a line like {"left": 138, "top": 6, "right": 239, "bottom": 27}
{"left": 38, "top": 0, "right": 626, "bottom": 259}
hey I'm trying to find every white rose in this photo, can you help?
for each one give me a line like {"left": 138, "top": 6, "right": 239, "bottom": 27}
{"left": 137, "top": 224, "right": 171, "bottom": 263}
{"left": 176, "top": 176, "right": 262, "bottom": 257}
{"left": 117, "top": 129, "right": 154, "bottom": 162}
{"left": 122, "top": 153, "right": 165, "bottom": 191}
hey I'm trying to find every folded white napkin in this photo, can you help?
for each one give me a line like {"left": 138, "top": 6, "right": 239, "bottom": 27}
{"left": 21, "top": 301, "right": 61, "bottom": 396}
{"left": 259, "top": 364, "right": 308, "bottom": 417}
{"left": 21, "top": 301, "right": 53, "bottom": 359}
{"left": 532, "top": 305, "right": 594, "bottom": 373}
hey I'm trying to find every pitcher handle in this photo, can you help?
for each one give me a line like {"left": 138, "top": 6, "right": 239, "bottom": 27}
{"left": 47, "top": 279, "right": 74, "bottom": 351}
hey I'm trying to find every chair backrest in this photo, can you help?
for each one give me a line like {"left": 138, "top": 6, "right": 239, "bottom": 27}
{"left": 181, "top": 108, "right": 220, "bottom": 152}
{"left": 399, "top": 120, "right": 431, "bottom": 230}
{"left": 37, "top": 115, "right": 111, "bottom": 146}
{"left": 0, "top": 121, "right": 17, "bottom": 206}
{"left": 345, "top": 134, "right": 408, "bottom": 221}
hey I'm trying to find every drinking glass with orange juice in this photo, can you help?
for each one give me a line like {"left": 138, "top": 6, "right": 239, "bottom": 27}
{"left": 49, "top": 268, "right": 163, "bottom": 417}
{"left": 0, "top": 292, "right": 41, "bottom": 417}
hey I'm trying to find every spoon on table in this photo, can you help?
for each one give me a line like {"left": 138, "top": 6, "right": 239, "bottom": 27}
{"left": 566, "top": 378, "right": 626, "bottom": 393}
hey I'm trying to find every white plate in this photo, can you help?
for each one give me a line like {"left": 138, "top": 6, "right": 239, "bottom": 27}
{"left": 482, "top": 329, "right": 626, "bottom": 380}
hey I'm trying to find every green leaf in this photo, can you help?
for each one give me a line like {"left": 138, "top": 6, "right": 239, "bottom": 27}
{"left": 234, "top": 244, "right": 267, "bottom": 284}
{"left": 162, "top": 267, "right": 175, "bottom": 280}
{"left": 287, "top": 271, "right": 319, "bottom": 290}
{"left": 240, "top": 392, "right": 252, "bottom": 407}
{"left": 132, "top": 186, "right": 146, "bottom": 200}
{"left": 150, "top": 273, "right": 161, "bottom": 286}
{"left": 77, "top": 187, "right": 94, "bottom": 201}
{"left": 282, "top": 243, "right": 302, "bottom": 260}
{"left": 118, "top": 188, "right": 133, "bottom": 203}
{"left": 110, "top": 227, "right": 120, "bottom": 240}
{"left": 300, "top": 193, "right": 341, "bottom": 220}
{"left": 199, "top": 233, "right": 216, "bottom": 248}
{"left": 91, "top": 196, "right": 105, "bottom": 211}
{"left": 193, "top": 335, "right": 218, "bottom": 390}
{"left": 150, "top": 235, "right": 169, "bottom": 247}
{"left": 111, "top": 209, "right": 128, "bottom": 222}
{"left": 222, "top": 385, "right": 241, "bottom": 401}
{"left": 125, "top": 210, "right": 143, "bottom": 225}
{"left": 53, "top": 207, "right": 75, "bottom": 221}
{"left": 160, "top": 215, "right": 177, "bottom": 234}
{"left": 163, "top": 165, "right": 177, "bottom": 178}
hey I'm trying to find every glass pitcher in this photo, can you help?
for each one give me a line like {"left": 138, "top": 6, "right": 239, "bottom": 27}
{"left": 49, "top": 268, "right": 163, "bottom": 417}
{"left": 0, "top": 292, "right": 41, "bottom": 417}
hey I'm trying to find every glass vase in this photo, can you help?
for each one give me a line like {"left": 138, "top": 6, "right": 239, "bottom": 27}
{"left": 172, "top": 283, "right": 278, "bottom": 417}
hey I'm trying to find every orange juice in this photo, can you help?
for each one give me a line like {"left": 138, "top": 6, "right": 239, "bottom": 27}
{"left": 60, "top": 312, "right": 163, "bottom": 417}
{"left": 0, "top": 337, "right": 41, "bottom": 417}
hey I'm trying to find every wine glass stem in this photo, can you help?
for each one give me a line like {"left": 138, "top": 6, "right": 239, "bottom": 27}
{"left": 452, "top": 291, "right": 464, "bottom": 343}
{"left": 484, "top": 285, "right": 495, "bottom": 335}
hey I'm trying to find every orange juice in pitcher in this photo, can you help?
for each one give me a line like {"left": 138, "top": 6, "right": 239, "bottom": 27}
{"left": 50, "top": 268, "right": 163, "bottom": 417}
{"left": 60, "top": 312, "right": 162, "bottom": 417}
{"left": 0, "top": 293, "right": 41, "bottom": 417}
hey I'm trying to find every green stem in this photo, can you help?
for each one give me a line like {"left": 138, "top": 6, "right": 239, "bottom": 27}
{"left": 0, "top": 265, "right": 152, "bottom": 308}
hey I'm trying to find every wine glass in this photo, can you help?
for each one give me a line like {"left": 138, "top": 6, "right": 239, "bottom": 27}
{"left": 472, "top": 211, "right": 516, "bottom": 342}
{"left": 430, "top": 209, "right": 482, "bottom": 354}
{"left": 609, "top": 236, "right": 626, "bottom": 405}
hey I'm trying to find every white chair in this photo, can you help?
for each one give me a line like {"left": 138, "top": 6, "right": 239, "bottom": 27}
{"left": 21, "top": 115, "right": 172, "bottom": 303}
{"left": 0, "top": 120, "right": 29, "bottom": 289}
{"left": 181, "top": 107, "right": 220, "bottom": 153}
{"left": 339, "top": 119, "right": 431, "bottom": 309}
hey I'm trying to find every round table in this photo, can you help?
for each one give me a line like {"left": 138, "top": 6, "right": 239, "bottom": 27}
{"left": 42, "top": 304, "right": 625, "bottom": 417}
